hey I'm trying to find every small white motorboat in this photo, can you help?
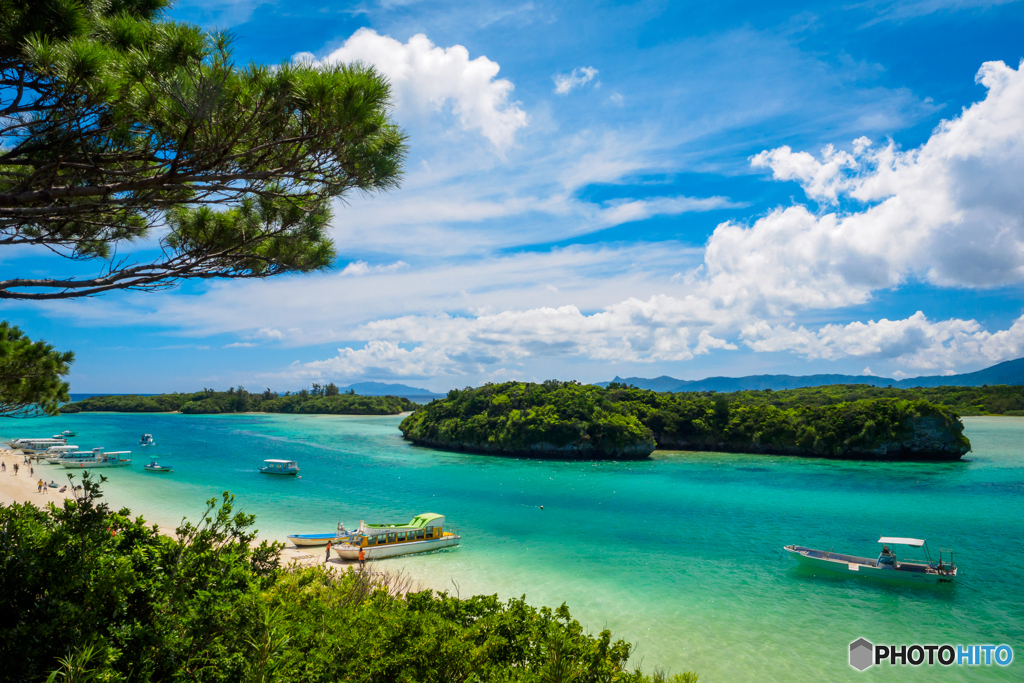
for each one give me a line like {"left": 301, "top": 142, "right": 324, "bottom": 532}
{"left": 287, "top": 523, "right": 355, "bottom": 547}
{"left": 784, "top": 537, "right": 956, "bottom": 583}
{"left": 260, "top": 459, "right": 299, "bottom": 475}
{"left": 139, "top": 434, "right": 155, "bottom": 446}
{"left": 333, "top": 513, "right": 460, "bottom": 560}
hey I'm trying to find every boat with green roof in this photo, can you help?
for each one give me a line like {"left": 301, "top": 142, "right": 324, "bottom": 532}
{"left": 334, "top": 513, "right": 460, "bottom": 560}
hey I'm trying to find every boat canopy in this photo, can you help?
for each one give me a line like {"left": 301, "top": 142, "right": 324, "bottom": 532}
{"left": 878, "top": 537, "right": 925, "bottom": 547}
{"left": 362, "top": 513, "right": 445, "bottom": 533}
{"left": 263, "top": 459, "right": 296, "bottom": 464}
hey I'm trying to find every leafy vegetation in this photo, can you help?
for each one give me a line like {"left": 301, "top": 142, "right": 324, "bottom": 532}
{"left": 399, "top": 381, "right": 657, "bottom": 459}
{"left": 61, "top": 386, "right": 418, "bottom": 415}
{"left": 695, "top": 383, "right": 1024, "bottom": 416}
{"left": 0, "top": 477, "right": 697, "bottom": 683}
{"left": 401, "top": 381, "right": 972, "bottom": 460}
{"left": 0, "top": 322, "right": 74, "bottom": 417}
{"left": 0, "top": 0, "right": 405, "bottom": 300}
{"left": 0, "top": 0, "right": 405, "bottom": 419}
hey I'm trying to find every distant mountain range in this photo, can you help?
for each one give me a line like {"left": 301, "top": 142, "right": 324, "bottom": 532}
{"left": 595, "top": 357, "right": 1024, "bottom": 393}
{"left": 339, "top": 382, "right": 442, "bottom": 397}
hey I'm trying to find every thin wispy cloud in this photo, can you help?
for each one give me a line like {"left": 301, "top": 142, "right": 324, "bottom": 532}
{"left": 553, "top": 66, "right": 599, "bottom": 94}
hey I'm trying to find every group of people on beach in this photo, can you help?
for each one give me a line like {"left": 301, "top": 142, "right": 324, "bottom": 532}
{"left": 324, "top": 541, "right": 366, "bottom": 568}
{"left": 36, "top": 479, "right": 62, "bottom": 493}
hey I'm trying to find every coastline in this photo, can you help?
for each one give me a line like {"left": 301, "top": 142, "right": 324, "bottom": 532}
{"left": 0, "top": 448, "right": 352, "bottom": 569}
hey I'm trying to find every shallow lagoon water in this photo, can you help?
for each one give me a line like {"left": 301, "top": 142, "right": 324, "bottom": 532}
{"left": 6, "top": 413, "right": 1022, "bottom": 681}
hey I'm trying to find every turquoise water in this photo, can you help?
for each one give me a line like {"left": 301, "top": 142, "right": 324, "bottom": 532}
{"left": 5, "top": 413, "right": 1022, "bottom": 681}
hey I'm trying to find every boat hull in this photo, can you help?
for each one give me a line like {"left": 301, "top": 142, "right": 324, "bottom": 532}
{"left": 336, "top": 535, "right": 460, "bottom": 560}
{"left": 260, "top": 469, "right": 298, "bottom": 475}
{"left": 61, "top": 460, "right": 131, "bottom": 469}
{"left": 143, "top": 467, "right": 172, "bottom": 473}
{"left": 287, "top": 533, "right": 343, "bottom": 547}
{"left": 784, "top": 546, "right": 954, "bottom": 583}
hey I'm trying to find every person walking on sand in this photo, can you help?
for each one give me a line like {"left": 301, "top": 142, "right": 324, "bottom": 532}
{"left": 358, "top": 547, "right": 366, "bottom": 569}
{"left": 325, "top": 541, "right": 332, "bottom": 564}
{"left": 13, "top": 463, "right": 18, "bottom": 475}
{"left": 38, "top": 479, "right": 43, "bottom": 493}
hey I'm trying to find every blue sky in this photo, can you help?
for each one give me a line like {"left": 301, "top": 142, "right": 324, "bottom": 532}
{"left": 4, "top": 0, "right": 1024, "bottom": 393}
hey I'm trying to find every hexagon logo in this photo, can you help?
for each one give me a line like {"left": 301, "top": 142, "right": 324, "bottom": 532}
{"left": 850, "top": 638, "right": 874, "bottom": 671}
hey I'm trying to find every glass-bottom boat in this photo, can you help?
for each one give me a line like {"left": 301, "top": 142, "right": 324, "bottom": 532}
{"left": 784, "top": 537, "right": 957, "bottom": 583}
{"left": 333, "top": 513, "right": 460, "bottom": 560}
{"left": 60, "top": 448, "right": 132, "bottom": 469}
{"left": 260, "top": 459, "right": 299, "bottom": 475}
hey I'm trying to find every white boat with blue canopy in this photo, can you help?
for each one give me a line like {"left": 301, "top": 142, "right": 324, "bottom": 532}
{"left": 784, "top": 537, "right": 956, "bottom": 583}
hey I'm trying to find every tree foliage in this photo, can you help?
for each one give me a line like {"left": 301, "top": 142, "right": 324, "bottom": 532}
{"left": 690, "top": 382, "right": 1024, "bottom": 416}
{"left": 60, "top": 387, "right": 418, "bottom": 415}
{"left": 0, "top": 478, "right": 698, "bottom": 683}
{"left": 0, "top": 321, "right": 73, "bottom": 416}
{"left": 400, "top": 381, "right": 658, "bottom": 459}
{"left": 0, "top": 0, "right": 406, "bottom": 299}
{"left": 400, "top": 381, "right": 972, "bottom": 460}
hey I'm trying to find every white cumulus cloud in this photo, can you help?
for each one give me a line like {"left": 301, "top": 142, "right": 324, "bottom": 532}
{"left": 723, "top": 59, "right": 1024, "bottom": 314}
{"left": 742, "top": 312, "right": 1024, "bottom": 371}
{"left": 296, "top": 29, "right": 528, "bottom": 149}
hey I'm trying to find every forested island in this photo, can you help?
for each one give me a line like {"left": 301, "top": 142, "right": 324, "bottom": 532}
{"left": 399, "top": 381, "right": 972, "bottom": 461}
{"left": 60, "top": 385, "right": 418, "bottom": 415}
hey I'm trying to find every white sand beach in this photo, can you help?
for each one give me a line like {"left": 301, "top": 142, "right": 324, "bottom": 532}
{"left": 0, "top": 448, "right": 348, "bottom": 569}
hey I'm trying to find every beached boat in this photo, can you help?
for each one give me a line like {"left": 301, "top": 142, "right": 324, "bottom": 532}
{"left": 287, "top": 523, "right": 357, "bottom": 547}
{"left": 41, "top": 445, "right": 81, "bottom": 463}
{"left": 60, "top": 448, "right": 132, "bottom": 469}
{"left": 140, "top": 434, "right": 155, "bottom": 446}
{"left": 784, "top": 537, "right": 957, "bottom": 583}
{"left": 7, "top": 437, "right": 67, "bottom": 453}
{"left": 143, "top": 461, "right": 173, "bottom": 473}
{"left": 260, "top": 459, "right": 299, "bottom": 475}
{"left": 333, "top": 513, "right": 460, "bottom": 560}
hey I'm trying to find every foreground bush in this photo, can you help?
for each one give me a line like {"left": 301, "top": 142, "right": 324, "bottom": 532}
{"left": 0, "top": 476, "right": 696, "bottom": 682}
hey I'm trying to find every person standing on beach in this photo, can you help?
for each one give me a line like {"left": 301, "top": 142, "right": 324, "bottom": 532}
{"left": 325, "top": 541, "right": 332, "bottom": 564}
{"left": 358, "top": 547, "right": 366, "bottom": 569}
{"left": 13, "top": 463, "right": 18, "bottom": 474}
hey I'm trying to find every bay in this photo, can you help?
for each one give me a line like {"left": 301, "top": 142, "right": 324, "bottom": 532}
{"left": 5, "top": 413, "right": 1022, "bottom": 681}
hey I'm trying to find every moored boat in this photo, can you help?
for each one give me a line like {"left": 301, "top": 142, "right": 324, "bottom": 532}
{"left": 140, "top": 434, "right": 155, "bottom": 446}
{"left": 333, "top": 513, "right": 460, "bottom": 560}
{"left": 61, "top": 430, "right": 77, "bottom": 438}
{"left": 60, "top": 448, "right": 132, "bottom": 469}
{"left": 784, "top": 537, "right": 956, "bottom": 583}
{"left": 7, "top": 437, "right": 67, "bottom": 454}
{"left": 287, "top": 523, "right": 356, "bottom": 547}
{"left": 143, "top": 461, "right": 173, "bottom": 473}
{"left": 42, "top": 445, "right": 81, "bottom": 463}
{"left": 260, "top": 459, "right": 299, "bottom": 475}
